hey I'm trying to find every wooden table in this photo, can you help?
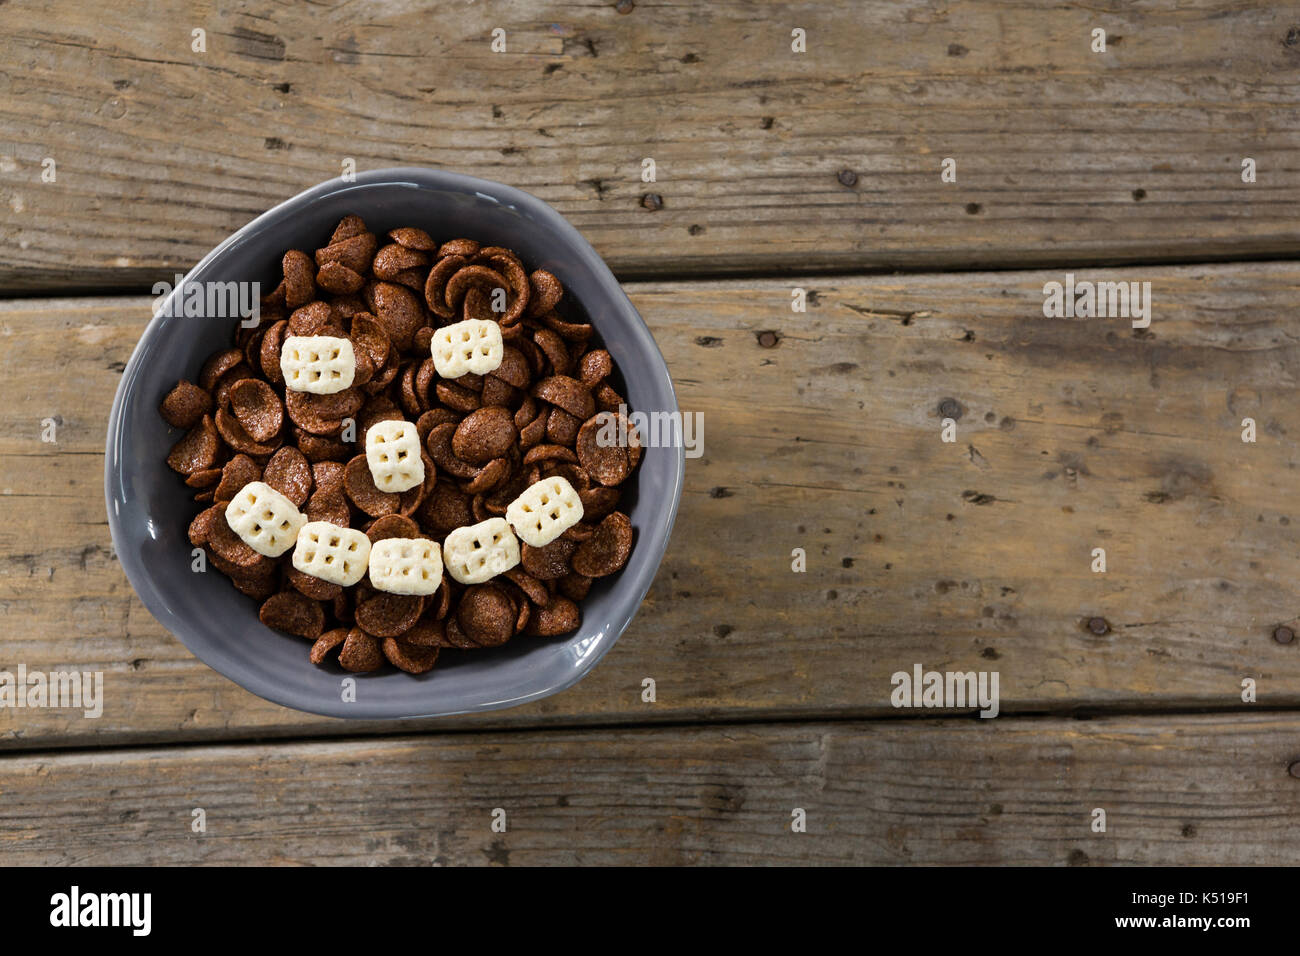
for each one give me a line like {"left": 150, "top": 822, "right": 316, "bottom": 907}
{"left": 2, "top": 0, "right": 1299, "bottom": 865}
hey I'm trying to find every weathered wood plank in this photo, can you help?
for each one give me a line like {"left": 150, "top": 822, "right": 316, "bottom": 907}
{"left": 1, "top": 0, "right": 1298, "bottom": 290}
{"left": 1, "top": 263, "right": 1299, "bottom": 747}
{"left": 3, "top": 714, "right": 1298, "bottom": 865}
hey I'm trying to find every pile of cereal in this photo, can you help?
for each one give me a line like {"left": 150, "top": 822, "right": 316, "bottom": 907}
{"left": 162, "top": 216, "right": 639, "bottom": 674}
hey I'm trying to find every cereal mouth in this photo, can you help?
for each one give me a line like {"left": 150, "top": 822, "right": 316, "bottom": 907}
{"left": 162, "top": 217, "right": 641, "bottom": 674}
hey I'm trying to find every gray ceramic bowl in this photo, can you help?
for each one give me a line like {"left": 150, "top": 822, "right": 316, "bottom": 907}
{"left": 106, "top": 168, "right": 682, "bottom": 719}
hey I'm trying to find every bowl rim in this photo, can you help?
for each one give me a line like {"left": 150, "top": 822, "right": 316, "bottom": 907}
{"left": 105, "top": 167, "right": 684, "bottom": 719}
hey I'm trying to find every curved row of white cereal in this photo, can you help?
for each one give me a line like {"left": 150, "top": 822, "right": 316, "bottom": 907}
{"left": 225, "top": 477, "right": 589, "bottom": 595}
{"left": 221, "top": 479, "right": 493, "bottom": 593}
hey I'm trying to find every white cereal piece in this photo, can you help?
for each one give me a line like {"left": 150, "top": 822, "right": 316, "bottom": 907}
{"left": 431, "top": 319, "right": 503, "bottom": 378}
{"left": 280, "top": 335, "right": 355, "bottom": 394}
{"left": 368, "top": 537, "right": 443, "bottom": 596}
{"left": 442, "top": 517, "right": 520, "bottom": 585}
{"left": 224, "top": 481, "right": 307, "bottom": 557}
{"left": 364, "top": 419, "right": 425, "bottom": 493}
{"left": 506, "top": 476, "right": 584, "bottom": 547}
{"left": 292, "top": 521, "right": 371, "bottom": 587}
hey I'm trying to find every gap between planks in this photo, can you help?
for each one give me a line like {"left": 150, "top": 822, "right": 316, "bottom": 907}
{"left": 7, "top": 701, "right": 1300, "bottom": 760}
{"left": 7, "top": 250, "right": 1300, "bottom": 302}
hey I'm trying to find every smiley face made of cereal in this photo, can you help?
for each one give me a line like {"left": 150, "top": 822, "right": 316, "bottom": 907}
{"left": 165, "top": 216, "right": 641, "bottom": 674}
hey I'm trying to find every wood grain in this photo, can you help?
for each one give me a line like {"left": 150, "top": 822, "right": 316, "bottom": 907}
{"left": 1, "top": 0, "right": 1299, "bottom": 291}
{"left": 2, "top": 263, "right": 1299, "bottom": 748}
{"left": 3, "top": 713, "right": 1298, "bottom": 865}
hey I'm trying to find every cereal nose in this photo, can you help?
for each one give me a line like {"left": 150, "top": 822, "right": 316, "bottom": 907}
{"left": 364, "top": 420, "right": 424, "bottom": 493}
